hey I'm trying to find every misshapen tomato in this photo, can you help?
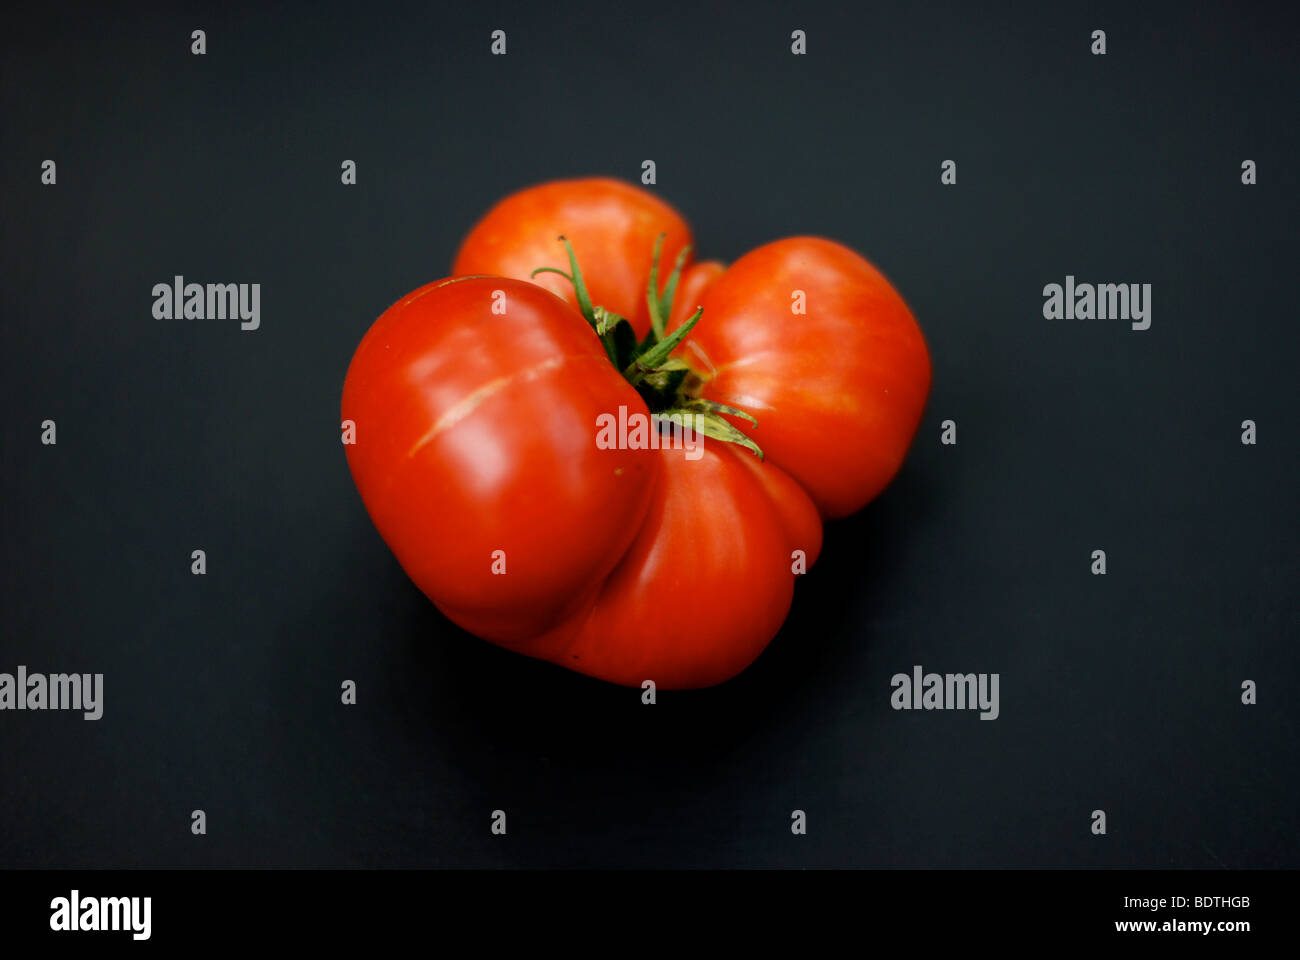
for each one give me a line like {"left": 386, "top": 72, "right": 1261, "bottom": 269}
{"left": 343, "top": 180, "right": 929, "bottom": 689}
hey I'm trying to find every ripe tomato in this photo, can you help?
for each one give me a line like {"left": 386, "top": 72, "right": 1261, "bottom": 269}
{"left": 343, "top": 180, "right": 928, "bottom": 689}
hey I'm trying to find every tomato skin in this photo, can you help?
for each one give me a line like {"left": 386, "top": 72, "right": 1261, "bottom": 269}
{"left": 668, "top": 260, "right": 725, "bottom": 332}
{"left": 687, "top": 238, "right": 931, "bottom": 519}
{"left": 453, "top": 178, "right": 693, "bottom": 337}
{"left": 731, "top": 445, "right": 823, "bottom": 570}
{"left": 341, "top": 276, "right": 658, "bottom": 644}
{"left": 534, "top": 444, "right": 814, "bottom": 689}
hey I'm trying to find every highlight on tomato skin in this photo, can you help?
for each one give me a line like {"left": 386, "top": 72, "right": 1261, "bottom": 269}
{"left": 342, "top": 177, "right": 931, "bottom": 689}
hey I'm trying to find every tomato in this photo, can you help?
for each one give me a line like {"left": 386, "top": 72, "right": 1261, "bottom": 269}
{"left": 453, "top": 178, "right": 693, "bottom": 337}
{"left": 343, "top": 180, "right": 929, "bottom": 688}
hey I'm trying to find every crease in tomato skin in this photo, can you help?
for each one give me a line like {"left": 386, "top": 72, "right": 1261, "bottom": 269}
{"left": 404, "top": 352, "right": 612, "bottom": 460}
{"left": 450, "top": 438, "right": 670, "bottom": 661}
{"left": 436, "top": 437, "right": 816, "bottom": 689}
{"left": 529, "top": 444, "right": 798, "bottom": 689}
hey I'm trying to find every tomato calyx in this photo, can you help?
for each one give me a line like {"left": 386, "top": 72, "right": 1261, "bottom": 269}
{"left": 531, "top": 236, "right": 765, "bottom": 460}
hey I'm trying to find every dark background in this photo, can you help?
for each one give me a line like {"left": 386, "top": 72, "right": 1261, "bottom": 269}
{"left": 1, "top": 0, "right": 1295, "bottom": 868}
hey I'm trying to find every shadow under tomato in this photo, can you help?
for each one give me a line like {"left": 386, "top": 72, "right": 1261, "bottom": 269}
{"left": 382, "top": 455, "right": 936, "bottom": 865}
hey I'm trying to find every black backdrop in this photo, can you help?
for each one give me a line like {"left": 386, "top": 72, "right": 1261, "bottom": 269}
{"left": 1, "top": 0, "right": 1296, "bottom": 868}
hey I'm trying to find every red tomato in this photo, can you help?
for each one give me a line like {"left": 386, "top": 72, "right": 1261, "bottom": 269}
{"left": 453, "top": 178, "right": 693, "bottom": 337}
{"left": 343, "top": 180, "right": 928, "bottom": 688}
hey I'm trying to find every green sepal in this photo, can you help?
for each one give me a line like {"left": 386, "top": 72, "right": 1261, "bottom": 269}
{"left": 679, "top": 397, "right": 758, "bottom": 427}
{"left": 645, "top": 234, "right": 694, "bottom": 341}
{"left": 623, "top": 307, "right": 703, "bottom": 385}
{"left": 656, "top": 408, "right": 764, "bottom": 460}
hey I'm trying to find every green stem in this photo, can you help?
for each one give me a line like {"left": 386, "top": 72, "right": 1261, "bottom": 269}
{"left": 646, "top": 234, "right": 666, "bottom": 340}
{"left": 532, "top": 240, "right": 617, "bottom": 364}
{"left": 529, "top": 242, "right": 764, "bottom": 459}
{"left": 645, "top": 234, "right": 693, "bottom": 342}
{"left": 623, "top": 306, "right": 702, "bottom": 386}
